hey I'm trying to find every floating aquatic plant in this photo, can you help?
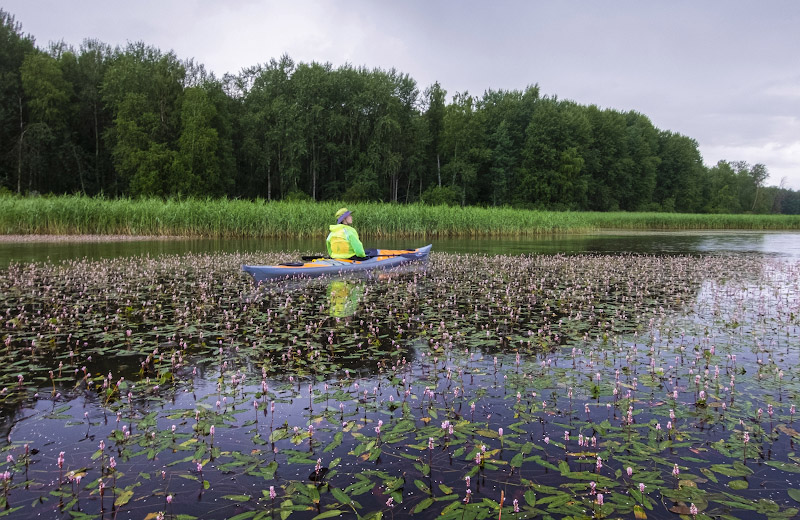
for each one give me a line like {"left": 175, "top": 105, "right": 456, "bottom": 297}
{"left": 0, "top": 251, "right": 799, "bottom": 518}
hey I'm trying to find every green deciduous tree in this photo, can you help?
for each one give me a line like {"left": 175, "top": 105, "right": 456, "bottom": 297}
{"left": 0, "top": 10, "right": 35, "bottom": 193}
{"left": 19, "top": 49, "right": 73, "bottom": 193}
{"left": 102, "top": 42, "right": 185, "bottom": 196}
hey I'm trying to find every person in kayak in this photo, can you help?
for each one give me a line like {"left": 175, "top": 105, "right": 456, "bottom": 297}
{"left": 326, "top": 208, "right": 375, "bottom": 260}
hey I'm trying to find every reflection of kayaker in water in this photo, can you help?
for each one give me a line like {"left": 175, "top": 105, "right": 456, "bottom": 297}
{"left": 328, "top": 279, "right": 365, "bottom": 317}
{"left": 326, "top": 208, "right": 377, "bottom": 260}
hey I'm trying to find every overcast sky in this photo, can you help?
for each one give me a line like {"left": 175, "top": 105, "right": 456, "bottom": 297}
{"left": 5, "top": 0, "right": 800, "bottom": 188}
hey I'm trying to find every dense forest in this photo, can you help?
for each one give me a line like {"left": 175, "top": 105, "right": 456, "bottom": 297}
{"left": 2, "top": 10, "right": 799, "bottom": 214}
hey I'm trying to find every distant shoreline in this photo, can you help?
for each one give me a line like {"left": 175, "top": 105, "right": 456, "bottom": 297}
{"left": 0, "top": 235, "right": 186, "bottom": 243}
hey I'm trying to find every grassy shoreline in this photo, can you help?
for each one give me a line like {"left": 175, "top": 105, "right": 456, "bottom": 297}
{"left": 2, "top": 195, "right": 799, "bottom": 237}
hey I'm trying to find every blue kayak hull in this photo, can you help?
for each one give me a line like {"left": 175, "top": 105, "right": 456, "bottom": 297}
{"left": 242, "top": 244, "right": 432, "bottom": 282}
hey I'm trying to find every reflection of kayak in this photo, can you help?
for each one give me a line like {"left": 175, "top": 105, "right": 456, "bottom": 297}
{"left": 243, "top": 244, "right": 432, "bottom": 282}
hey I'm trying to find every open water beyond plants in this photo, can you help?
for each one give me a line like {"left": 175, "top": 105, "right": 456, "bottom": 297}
{"left": 1, "top": 240, "right": 800, "bottom": 519}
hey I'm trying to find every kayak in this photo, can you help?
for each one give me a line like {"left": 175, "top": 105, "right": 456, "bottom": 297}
{"left": 242, "top": 244, "right": 432, "bottom": 282}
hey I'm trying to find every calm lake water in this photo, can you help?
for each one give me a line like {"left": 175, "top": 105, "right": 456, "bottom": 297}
{"left": 1, "top": 232, "right": 800, "bottom": 520}
{"left": 2, "top": 230, "right": 800, "bottom": 265}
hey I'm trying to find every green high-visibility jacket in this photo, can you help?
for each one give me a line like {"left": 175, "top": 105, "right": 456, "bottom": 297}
{"left": 326, "top": 224, "right": 366, "bottom": 259}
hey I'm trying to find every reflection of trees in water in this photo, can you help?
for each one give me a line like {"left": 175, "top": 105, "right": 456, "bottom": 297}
{"left": 415, "top": 253, "right": 762, "bottom": 354}
{"left": 427, "top": 232, "right": 782, "bottom": 257}
{"left": 0, "top": 402, "right": 24, "bottom": 441}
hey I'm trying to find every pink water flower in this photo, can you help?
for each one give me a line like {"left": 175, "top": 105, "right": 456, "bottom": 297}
{"left": 270, "top": 486, "right": 277, "bottom": 500}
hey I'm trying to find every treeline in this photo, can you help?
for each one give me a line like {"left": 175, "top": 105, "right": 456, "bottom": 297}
{"left": 2, "top": 10, "right": 799, "bottom": 214}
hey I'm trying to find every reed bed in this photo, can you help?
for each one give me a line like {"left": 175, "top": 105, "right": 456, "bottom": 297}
{"left": 2, "top": 195, "right": 799, "bottom": 237}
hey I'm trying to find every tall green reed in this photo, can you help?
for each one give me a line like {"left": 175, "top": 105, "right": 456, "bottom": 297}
{"left": 2, "top": 195, "right": 799, "bottom": 237}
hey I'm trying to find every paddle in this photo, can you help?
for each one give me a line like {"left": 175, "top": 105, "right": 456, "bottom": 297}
{"left": 301, "top": 249, "right": 417, "bottom": 261}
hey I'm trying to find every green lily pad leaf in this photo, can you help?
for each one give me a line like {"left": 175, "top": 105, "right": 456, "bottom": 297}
{"left": 728, "top": 480, "right": 749, "bottom": 490}
{"left": 223, "top": 495, "right": 252, "bottom": 502}
{"left": 788, "top": 489, "right": 800, "bottom": 503}
{"left": 226, "top": 513, "right": 257, "bottom": 520}
{"left": 414, "top": 479, "right": 431, "bottom": 495}
{"left": 524, "top": 490, "right": 536, "bottom": 508}
{"left": 114, "top": 489, "right": 135, "bottom": 507}
{"left": 331, "top": 488, "right": 351, "bottom": 506}
{"left": 511, "top": 452, "right": 524, "bottom": 468}
{"left": 413, "top": 497, "right": 434, "bottom": 513}
{"left": 766, "top": 461, "right": 800, "bottom": 473}
{"left": 699, "top": 468, "right": 718, "bottom": 483}
{"left": 710, "top": 464, "right": 751, "bottom": 477}
{"left": 324, "top": 432, "right": 343, "bottom": 453}
{"left": 311, "top": 510, "right": 344, "bottom": 520}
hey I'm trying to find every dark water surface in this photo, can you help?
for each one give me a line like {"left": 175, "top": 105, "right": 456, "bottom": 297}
{"left": 1, "top": 233, "right": 800, "bottom": 520}
{"left": 2, "top": 231, "right": 800, "bottom": 265}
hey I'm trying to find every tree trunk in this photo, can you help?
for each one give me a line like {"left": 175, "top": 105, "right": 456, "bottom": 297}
{"left": 267, "top": 163, "right": 272, "bottom": 201}
{"left": 311, "top": 143, "right": 317, "bottom": 201}
{"left": 94, "top": 101, "right": 100, "bottom": 189}
{"left": 17, "top": 96, "right": 24, "bottom": 194}
{"left": 72, "top": 145, "right": 86, "bottom": 194}
{"left": 437, "top": 153, "right": 441, "bottom": 187}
